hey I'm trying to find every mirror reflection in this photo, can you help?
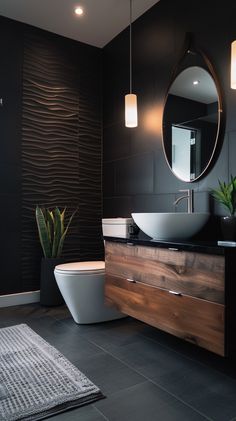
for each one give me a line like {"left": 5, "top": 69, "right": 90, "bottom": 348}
{"left": 163, "top": 66, "right": 220, "bottom": 182}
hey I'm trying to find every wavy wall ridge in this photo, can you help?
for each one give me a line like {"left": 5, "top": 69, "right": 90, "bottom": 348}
{"left": 21, "top": 32, "right": 102, "bottom": 290}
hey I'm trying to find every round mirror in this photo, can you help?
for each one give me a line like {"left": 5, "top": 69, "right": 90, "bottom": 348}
{"left": 162, "top": 64, "right": 222, "bottom": 182}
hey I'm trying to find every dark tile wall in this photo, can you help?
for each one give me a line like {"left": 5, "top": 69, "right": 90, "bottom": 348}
{"left": 0, "top": 16, "right": 103, "bottom": 295}
{"left": 0, "top": 18, "right": 23, "bottom": 295}
{"left": 102, "top": 0, "right": 236, "bottom": 228}
{"left": 2, "top": 0, "right": 236, "bottom": 294}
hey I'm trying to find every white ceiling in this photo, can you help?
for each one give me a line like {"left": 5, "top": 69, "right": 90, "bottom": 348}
{"left": 0, "top": 0, "right": 160, "bottom": 48}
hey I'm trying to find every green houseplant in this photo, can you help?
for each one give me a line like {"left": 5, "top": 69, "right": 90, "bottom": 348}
{"left": 36, "top": 206, "right": 77, "bottom": 258}
{"left": 36, "top": 206, "right": 77, "bottom": 306}
{"left": 212, "top": 176, "right": 236, "bottom": 240}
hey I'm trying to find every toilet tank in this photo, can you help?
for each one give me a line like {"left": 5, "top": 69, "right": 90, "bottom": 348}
{"left": 102, "top": 218, "right": 135, "bottom": 238}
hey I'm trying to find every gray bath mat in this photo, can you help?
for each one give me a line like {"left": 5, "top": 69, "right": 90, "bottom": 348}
{"left": 0, "top": 324, "right": 104, "bottom": 420}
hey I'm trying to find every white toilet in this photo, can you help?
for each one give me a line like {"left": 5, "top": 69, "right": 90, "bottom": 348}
{"left": 54, "top": 218, "right": 133, "bottom": 324}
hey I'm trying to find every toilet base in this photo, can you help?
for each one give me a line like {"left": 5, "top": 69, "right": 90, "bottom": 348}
{"left": 73, "top": 311, "right": 126, "bottom": 325}
{"left": 54, "top": 267, "right": 126, "bottom": 324}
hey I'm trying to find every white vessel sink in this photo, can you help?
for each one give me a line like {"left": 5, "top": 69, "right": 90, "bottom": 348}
{"left": 131, "top": 212, "right": 209, "bottom": 240}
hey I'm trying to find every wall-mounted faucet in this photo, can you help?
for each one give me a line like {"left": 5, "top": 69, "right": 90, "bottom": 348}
{"left": 173, "top": 189, "right": 194, "bottom": 213}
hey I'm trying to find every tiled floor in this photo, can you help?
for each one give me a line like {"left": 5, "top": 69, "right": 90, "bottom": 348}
{"left": 1, "top": 304, "right": 236, "bottom": 421}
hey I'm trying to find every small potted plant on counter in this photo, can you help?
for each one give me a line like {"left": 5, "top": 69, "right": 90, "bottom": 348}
{"left": 211, "top": 175, "right": 236, "bottom": 241}
{"left": 36, "top": 206, "right": 77, "bottom": 306}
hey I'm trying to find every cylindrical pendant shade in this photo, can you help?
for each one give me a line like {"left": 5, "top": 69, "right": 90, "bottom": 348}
{"left": 125, "top": 94, "right": 138, "bottom": 127}
{"left": 231, "top": 40, "right": 236, "bottom": 89}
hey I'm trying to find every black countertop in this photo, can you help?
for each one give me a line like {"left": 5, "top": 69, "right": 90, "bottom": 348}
{"left": 103, "top": 235, "right": 236, "bottom": 256}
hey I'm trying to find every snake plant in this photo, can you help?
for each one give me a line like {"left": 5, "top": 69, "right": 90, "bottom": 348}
{"left": 212, "top": 175, "right": 236, "bottom": 216}
{"left": 35, "top": 206, "right": 77, "bottom": 258}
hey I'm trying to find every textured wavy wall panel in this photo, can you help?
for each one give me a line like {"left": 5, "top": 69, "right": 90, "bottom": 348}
{"left": 21, "top": 32, "right": 102, "bottom": 291}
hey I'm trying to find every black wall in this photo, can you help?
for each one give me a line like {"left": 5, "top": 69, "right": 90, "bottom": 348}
{"left": 0, "top": 16, "right": 103, "bottom": 295}
{"left": 2, "top": 0, "right": 236, "bottom": 295}
{"left": 103, "top": 0, "right": 236, "bottom": 220}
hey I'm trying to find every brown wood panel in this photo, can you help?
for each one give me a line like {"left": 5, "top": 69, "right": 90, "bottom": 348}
{"left": 105, "top": 274, "right": 225, "bottom": 356}
{"left": 105, "top": 241, "right": 225, "bottom": 304}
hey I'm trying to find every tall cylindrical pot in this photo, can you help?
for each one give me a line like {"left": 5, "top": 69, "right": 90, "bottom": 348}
{"left": 40, "top": 258, "right": 64, "bottom": 306}
{"left": 220, "top": 216, "right": 236, "bottom": 241}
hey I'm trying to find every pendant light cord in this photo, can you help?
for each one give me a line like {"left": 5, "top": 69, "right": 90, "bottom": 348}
{"left": 129, "top": 0, "right": 132, "bottom": 94}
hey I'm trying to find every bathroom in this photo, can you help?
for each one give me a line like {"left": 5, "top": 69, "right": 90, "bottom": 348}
{"left": 1, "top": 0, "right": 236, "bottom": 420}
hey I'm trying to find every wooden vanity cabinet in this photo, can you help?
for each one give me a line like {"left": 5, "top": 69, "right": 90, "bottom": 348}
{"left": 105, "top": 240, "right": 236, "bottom": 357}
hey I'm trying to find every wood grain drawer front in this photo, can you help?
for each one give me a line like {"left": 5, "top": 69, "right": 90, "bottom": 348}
{"left": 105, "top": 242, "right": 225, "bottom": 304}
{"left": 105, "top": 274, "right": 225, "bottom": 356}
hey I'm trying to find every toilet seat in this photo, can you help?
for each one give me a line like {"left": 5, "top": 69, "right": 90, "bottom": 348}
{"left": 55, "top": 261, "right": 105, "bottom": 276}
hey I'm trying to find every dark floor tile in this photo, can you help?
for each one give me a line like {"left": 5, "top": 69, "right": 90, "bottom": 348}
{"left": 98, "top": 335, "right": 195, "bottom": 378}
{"left": 74, "top": 352, "right": 145, "bottom": 397}
{"left": 89, "top": 327, "right": 236, "bottom": 420}
{"left": 81, "top": 329, "right": 140, "bottom": 349}
{"left": 75, "top": 320, "right": 143, "bottom": 348}
{"left": 95, "top": 381, "right": 208, "bottom": 421}
{"left": 26, "top": 316, "right": 75, "bottom": 345}
{"left": 0, "top": 303, "right": 40, "bottom": 323}
{"left": 3, "top": 304, "right": 236, "bottom": 420}
{"left": 140, "top": 323, "right": 236, "bottom": 379}
{"left": 48, "top": 305, "right": 72, "bottom": 321}
{"left": 173, "top": 367, "right": 236, "bottom": 421}
{"left": 61, "top": 315, "right": 144, "bottom": 341}
{"left": 27, "top": 315, "right": 75, "bottom": 337}
{"left": 0, "top": 303, "right": 70, "bottom": 325}
{"left": 49, "top": 404, "right": 107, "bottom": 421}
{"left": 149, "top": 352, "right": 236, "bottom": 421}
{"left": 25, "top": 317, "right": 105, "bottom": 364}
{"left": 45, "top": 332, "right": 104, "bottom": 364}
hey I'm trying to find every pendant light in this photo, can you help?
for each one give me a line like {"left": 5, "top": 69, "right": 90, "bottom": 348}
{"left": 231, "top": 40, "right": 236, "bottom": 89}
{"left": 125, "top": 0, "right": 138, "bottom": 127}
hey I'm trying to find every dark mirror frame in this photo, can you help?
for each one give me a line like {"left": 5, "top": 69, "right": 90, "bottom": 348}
{"left": 162, "top": 36, "right": 225, "bottom": 183}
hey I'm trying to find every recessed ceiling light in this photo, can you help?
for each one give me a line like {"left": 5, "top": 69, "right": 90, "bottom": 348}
{"left": 193, "top": 80, "right": 200, "bottom": 85}
{"left": 74, "top": 6, "right": 84, "bottom": 16}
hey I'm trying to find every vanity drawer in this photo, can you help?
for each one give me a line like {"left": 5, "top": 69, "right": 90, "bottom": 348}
{"left": 105, "top": 273, "right": 225, "bottom": 356}
{"left": 105, "top": 241, "right": 225, "bottom": 304}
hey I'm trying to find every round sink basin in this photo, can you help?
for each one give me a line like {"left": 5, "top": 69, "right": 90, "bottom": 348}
{"left": 131, "top": 212, "right": 209, "bottom": 240}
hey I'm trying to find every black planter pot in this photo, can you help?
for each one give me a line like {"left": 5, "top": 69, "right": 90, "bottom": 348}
{"left": 220, "top": 216, "right": 236, "bottom": 241}
{"left": 40, "top": 258, "right": 64, "bottom": 306}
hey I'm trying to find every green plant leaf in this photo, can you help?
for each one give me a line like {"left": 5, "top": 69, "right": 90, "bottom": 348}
{"left": 35, "top": 206, "right": 52, "bottom": 257}
{"left": 61, "top": 207, "right": 66, "bottom": 235}
{"left": 46, "top": 209, "right": 54, "bottom": 246}
{"left": 52, "top": 207, "right": 63, "bottom": 258}
{"left": 57, "top": 208, "right": 77, "bottom": 257}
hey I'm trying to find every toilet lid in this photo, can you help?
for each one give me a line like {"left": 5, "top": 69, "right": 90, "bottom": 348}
{"left": 54, "top": 261, "right": 105, "bottom": 275}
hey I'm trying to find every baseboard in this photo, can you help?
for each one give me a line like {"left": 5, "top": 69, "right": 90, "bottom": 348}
{"left": 0, "top": 290, "right": 40, "bottom": 308}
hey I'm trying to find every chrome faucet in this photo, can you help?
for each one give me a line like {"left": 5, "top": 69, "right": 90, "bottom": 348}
{"left": 173, "top": 189, "right": 194, "bottom": 213}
